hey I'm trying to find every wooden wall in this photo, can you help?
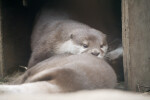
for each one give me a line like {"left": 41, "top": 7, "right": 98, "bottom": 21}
{"left": 0, "top": 0, "right": 32, "bottom": 76}
{"left": 0, "top": 0, "right": 4, "bottom": 77}
{"left": 122, "top": 0, "right": 150, "bottom": 92}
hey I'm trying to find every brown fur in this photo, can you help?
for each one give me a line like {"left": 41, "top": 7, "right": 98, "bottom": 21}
{"left": 10, "top": 54, "right": 117, "bottom": 93}
{"left": 28, "top": 9, "right": 107, "bottom": 68}
{"left": 105, "top": 39, "right": 124, "bottom": 82}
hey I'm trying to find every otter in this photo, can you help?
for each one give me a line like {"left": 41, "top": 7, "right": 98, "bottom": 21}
{"left": 0, "top": 54, "right": 116, "bottom": 94}
{"left": 105, "top": 39, "right": 123, "bottom": 82}
{"left": 28, "top": 9, "right": 108, "bottom": 68}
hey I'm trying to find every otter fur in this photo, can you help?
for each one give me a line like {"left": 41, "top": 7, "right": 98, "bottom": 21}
{"left": 28, "top": 9, "right": 108, "bottom": 68}
{"left": 0, "top": 54, "right": 116, "bottom": 94}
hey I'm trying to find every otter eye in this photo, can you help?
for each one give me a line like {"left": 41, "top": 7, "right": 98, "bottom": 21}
{"left": 100, "top": 45, "right": 104, "bottom": 48}
{"left": 83, "top": 44, "right": 88, "bottom": 48}
{"left": 70, "top": 34, "right": 73, "bottom": 39}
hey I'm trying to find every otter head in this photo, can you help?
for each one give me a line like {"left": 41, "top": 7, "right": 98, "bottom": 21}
{"left": 56, "top": 28, "right": 108, "bottom": 58}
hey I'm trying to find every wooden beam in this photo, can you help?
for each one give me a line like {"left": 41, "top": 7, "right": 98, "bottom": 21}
{"left": 122, "top": 0, "right": 150, "bottom": 91}
{"left": 0, "top": 0, "right": 4, "bottom": 77}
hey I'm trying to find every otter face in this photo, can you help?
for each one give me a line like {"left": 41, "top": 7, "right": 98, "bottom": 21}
{"left": 56, "top": 28, "right": 108, "bottom": 58}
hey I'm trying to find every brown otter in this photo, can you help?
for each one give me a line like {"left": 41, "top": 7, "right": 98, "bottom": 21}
{"left": 28, "top": 9, "right": 108, "bottom": 68}
{"left": 0, "top": 54, "right": 116, "bottom": 93}
{"left": 105, "top": 39, "right": 123, "bottom": 82}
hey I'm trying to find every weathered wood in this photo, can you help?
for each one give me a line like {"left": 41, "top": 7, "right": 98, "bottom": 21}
{"left": 122, "top": 0, "right": 150, "bottom": 91}
{"left": 0, "top": 0, "right": 4, "bottom": 77}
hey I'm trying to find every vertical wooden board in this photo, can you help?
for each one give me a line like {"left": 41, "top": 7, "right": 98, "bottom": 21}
{"left": 122, "top": 0, "right": 150, "bottom": 91}
{"left": 0, "top": 0, "right": 4, "bottom": 77}
{"left": 122, "top": 0, "right": 130, "bottom": 90}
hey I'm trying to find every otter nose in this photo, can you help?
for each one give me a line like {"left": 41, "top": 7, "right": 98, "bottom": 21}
{"left": 91, "top": 51, "right": 100, "bottom": 56}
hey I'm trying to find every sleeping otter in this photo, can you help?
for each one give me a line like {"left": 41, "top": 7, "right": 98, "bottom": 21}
{"left": 0, "top": 54, "right": 116, "bottom": 93}
{"left": 28, "top": 9, "right": 108, "bottom": 68}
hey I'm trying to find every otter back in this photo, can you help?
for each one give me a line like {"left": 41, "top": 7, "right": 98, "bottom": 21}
{"left": 0, "top": 54, "right": 117, "bottom": 93}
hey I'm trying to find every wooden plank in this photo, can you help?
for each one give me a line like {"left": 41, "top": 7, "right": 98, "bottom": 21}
{"left": 122, "top": 0, "right": 150, "bottom": 91}
{"left": 122, "top": 0, "right": 130, "bottom": 90}
{"left": 0, "top": 0, "right": 4, "bottom": 77}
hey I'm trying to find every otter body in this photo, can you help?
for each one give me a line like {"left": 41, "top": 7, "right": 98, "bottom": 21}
{"left": 0, "top": 54, "right": 116, "bottom": 93}
{"left": 28, "top": 9, "right": 108, "bottom": 67}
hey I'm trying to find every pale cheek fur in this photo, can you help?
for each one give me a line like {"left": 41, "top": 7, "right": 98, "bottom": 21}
{"left": 56, "top": 40, "right": 87, "bottom": 54}
{"left": 97, "top": 54, "right": 103, "bottom": 58}
{"left": 79, "top": 47, "right": 88, "bottom": 54}
{"left": 106, "top": 47, "right": 123, "bottom": 60}
{"left": 101, "top": 45, "right": 108, "bottom": 54}
{"left": 97, "top": 46, "right": 108, "bottom": 58}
